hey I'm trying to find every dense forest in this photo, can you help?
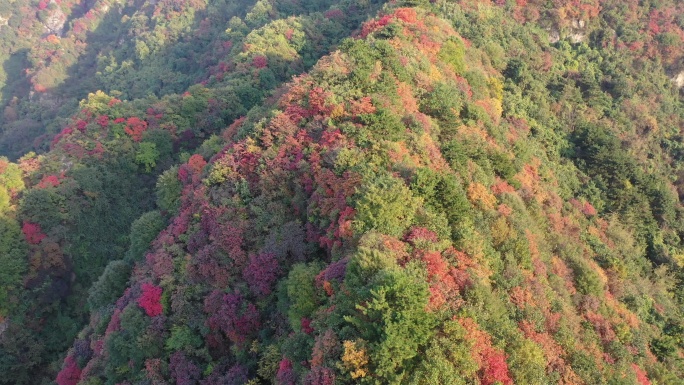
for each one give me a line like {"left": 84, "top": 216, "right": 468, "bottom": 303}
{"left": 0, "top": 0, "right": 684, "bottom": 384}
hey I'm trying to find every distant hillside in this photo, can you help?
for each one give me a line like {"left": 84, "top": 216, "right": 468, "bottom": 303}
{"left": 0, "top": 0, "right": 376, "bottom": 158}
{"left": 1, "top": 0, "right": 684, "bottom": 384}
{"left": 0, "top": 0, "right": 382, "bottom": 382}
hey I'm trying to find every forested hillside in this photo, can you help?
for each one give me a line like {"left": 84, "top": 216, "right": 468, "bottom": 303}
{"left": 0, "top": 0, "right": 374, "bottom": 157}
{"left": 0, "top": 0, "right": 383, "bottom": 381}
{"left": 1, "top": 0, "right": 684, "bottom": 384}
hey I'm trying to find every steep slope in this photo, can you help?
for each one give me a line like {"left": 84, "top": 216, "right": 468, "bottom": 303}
{"left": 0, "top": 0, "right": 382, "bottom": 382}
{"left": 0, "top": 0, "right": 379, "bottom": 158}
{"left": 55, "top": 4, "right": 684, "bottom": 385}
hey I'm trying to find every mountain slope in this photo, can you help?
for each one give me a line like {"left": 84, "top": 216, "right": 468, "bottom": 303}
{"left": 54, "top": 4, "right": 684, "bottom": 385}
{"left": 1, "top": 0, "right": 684, "bottom": 384}
{"left": 0, "top": 0, "right": 378, "bottom": 158}
{"left": 0, "top": 0, "right": 383, "bottom": 382}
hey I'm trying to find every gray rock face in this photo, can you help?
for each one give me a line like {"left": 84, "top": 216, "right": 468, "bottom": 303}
{"left": 570, "top": 32, "right": 585, "bottom": 43}
{"left": 569, "top": 19, "right": 586, "bottom": 43}
{"left": 548, "top": 19, "right": 586, "bottom": 44}
{"left": 571, "top": 19, "right": 586, "bottom": 29}
{"left": 673, "top": 71, "right": 684, "bottom": 89}
{"left": 548, "top": 29, "right": 560, "bottom": 44}
{"left": 43, "top": 5, "right": 66, "bottom": 36}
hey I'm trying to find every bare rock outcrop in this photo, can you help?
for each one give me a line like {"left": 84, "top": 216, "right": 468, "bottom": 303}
{"left": 42, "top": 2, "right": 66, "bottom": 36}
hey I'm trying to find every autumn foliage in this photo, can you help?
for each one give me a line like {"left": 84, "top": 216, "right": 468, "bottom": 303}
{"left": 138, "top": 283, "right": 163, "bottom": 317}
{"left": 124, "top": 117, "right": 148, "bottom": 142}
{"left": 22, "top": 222, "right": 46, "bottom": 244}
{"left": 19, "top": 2, "right": 684, "bottom": 385}
{"left": 55, "top": 355, "right": 81, "bottom": 385}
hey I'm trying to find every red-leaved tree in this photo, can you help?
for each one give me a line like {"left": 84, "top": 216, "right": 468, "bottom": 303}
{"left": 481, "top": 348, "right": 513, "bottom": 385}
{"left": 460, "top": 318, "right": 513, "bottom": 385}
{"left": 304, "top": 366, "right": 335, "bottom": 385}
{"left": 124, "top": 117, "right": 148, "bottom": 142}
{"left": 632, "top": 363, "right": 652, "bottom": 385}
{"left": 276, "top": 358, "right": 296, "bottom": 385}
{"left": 252, "top": 55, "right": 268, "bottom": 69}
{"left": 169, "top": 351, "right": 201, "bottom": 385}
{"left": 138, "top": 283, "right": 163, "bottom": 317}
{"left": 243, "top": 252, "right": 280, "bottom": 296}
{"left": 22, "top": 221, "right": 46, "bottom": 244}
{"left": 37, "top": 175, "right": 60, "bottom": 188}
{"left": 56, "top": 355, "right": 81, "bottom": 385}
{"left": 205, "top": 290, "right": 260, "bottom": 347}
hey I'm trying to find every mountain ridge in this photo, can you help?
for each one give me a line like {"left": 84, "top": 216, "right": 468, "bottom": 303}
{"left": 53, "top": 5, "right": 684, "bottom": 384}
{"left": 0, "top": 0, "right": 683, "bottom": 384}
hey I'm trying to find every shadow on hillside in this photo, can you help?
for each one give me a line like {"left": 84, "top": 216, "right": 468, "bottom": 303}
{"left": 1, "top": 48, "right": 31, "bottom": 105}
{"left": 0, "top": 0, "right": 254, "bottom": 159}
{"left": 0, "top": 48, "right": 43, "bottom": 160}
{"left": 0, "top": 0, "right": 384, "bottom": 160}
{"left": 53, "top": 0, "right": 258, "bottom": 104}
